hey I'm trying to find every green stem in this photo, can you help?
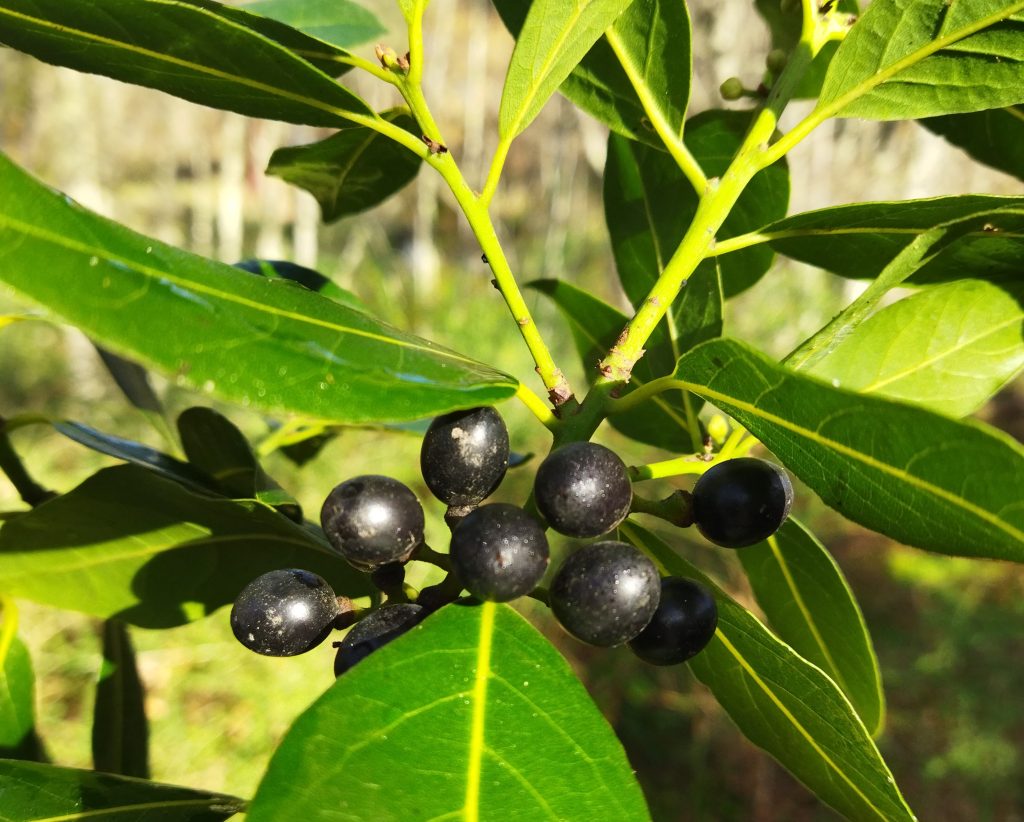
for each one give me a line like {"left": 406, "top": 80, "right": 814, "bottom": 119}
{"left": 515, "top": 384, "right": 558, "bottom": 430}
{"left": 480, "top": 138, "right": 512, "bottom": 208}
{"left": 629, "top": 490, "right": 694, "bottom": 528}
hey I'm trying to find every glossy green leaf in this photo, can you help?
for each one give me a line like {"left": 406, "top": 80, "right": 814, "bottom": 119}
{"left": 528, "top": 279, "right": 698, "bottom": 451}
{"left": 267, "top": 109, "right": 423, "bottom": 223}
{"left": 493, "top": 0, "right": 690, "bottom": 148}
{"left": 922, "top": 106, "right": 1024, "bottom": 183}
{"left": 0, "top": 603, "right": 44, "bottom": 761}
{"left": 241, "top": 0, "right": 385, "bottom": 48}
{"left": 0, "top": 0, "right": 370, "bottom": 127}
{"left": 607, "top": 112, "right": 789, "bottom": 299}
{"left": 234, "top": 259, "right": 366, "bottom": 311}
{"left": 0, "top": 153, "right": 517, "bottom": 424}
{"left": 818, "top": 0, "right": 1024, "bottom": 120}
{"left": 249, "top": 601, "right": 650, "bottom": 821}
{"left": 177, "top": 407, "right": 301, "bottom": 520}
{"left": 93, "top": 621, "right": 149, "bottom": 779}
{"left": 498, "top": 0, "right": 637, "bottom": 141}
{"left": 665, "top": 337, "right": 1024, "bottom": 560}
{"left": 755, "top": 0, "right": 858, "bottom": 98}
{"left": 0, "top": 465, "right": 369, "bottom": 628}
{"left": 621, "top": 522, "right": 914, "bottom": 821}
{"left": 722, "top": 195, "right": 1024, "bottom": 284}
{"left": 738, "top": 519, "right": 885, "bottom": 736}
{"left": 809, "top": 280, "right": 1024, "bottom": 417}
{"left": 0, "top": 759, "right": 244, "bottom": 821}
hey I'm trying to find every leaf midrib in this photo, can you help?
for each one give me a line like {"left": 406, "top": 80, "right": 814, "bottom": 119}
{"left": 31, "top": 797, "right": 238, "bottom": 822}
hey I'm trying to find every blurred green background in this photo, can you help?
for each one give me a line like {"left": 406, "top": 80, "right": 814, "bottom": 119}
{"left": 2, "top": 0, "right": 1023, "bottom": 819}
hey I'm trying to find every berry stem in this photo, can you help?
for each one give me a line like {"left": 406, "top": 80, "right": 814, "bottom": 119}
{"left": 629, "top": 490, "right": 694, "bottom": 528}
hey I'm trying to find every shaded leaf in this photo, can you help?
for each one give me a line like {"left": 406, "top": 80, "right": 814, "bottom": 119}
{"left": 248, "top": 601, "right": 650, "bottom": 821}
{"left": 666, "top": 337, "right": 1024, "bottom": 560}
{"left": 93, "top": 621, "right": 149, "bottom": 779}
{"left": 0, "top": 0, "right": 370, "bottom": 126}
{"left": 809, "top": 279, "right": 1024, "bottom": 417}
{"left": 621, "top": 521, "right": 914, "bottom": 821}
{"left": 738, "top": 519, "right": 885, "bottom": 736}
{"left": 0, "top": 153, "right": 517, "bottom": 425}
{"left": 921, "top": 106, "right": 1024, "bottom": 183}
{"left": 267, "top": 109, "right": 423, "bottom": 223}
{"left": 499, "top": 0, "right": 637, "bottom": 141}
{"left": 94, "top": 348, "right": 163, "bottom": 414}
{"left": 0, "top": 759, "right": 244, "bottom": 821}
{"left": 819, "top": 0, "right": 1024, "bottom": 120}
{"left": 241, "top": 0, "right": 385, "bottom": 49}
{"left": 0, "top": 465, "right": 369, "bottom": 628}
{"left": 528, "top": 279, "right": 698, "bottom": 451}
{"left": 723, "top": 195, "right": 1024, "bottom": 284}
{"left": 0, "top": 602, "right": 45, "bottom": 761}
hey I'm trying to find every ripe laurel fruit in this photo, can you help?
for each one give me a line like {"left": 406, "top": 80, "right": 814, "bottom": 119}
{"left": 334, "top": 603, "right": 425, "bottom": 676}
{"left": 230, "top": 569, "right": 340, "bottom": 657}
{"left": 321, "top": 475, "right": 425, "bottom": 571}
{"left": 629, "top": 577, "right": 718, "bottom": 665}
{"left": 549, "top": 541, "right": 660, "bottom": 647}
{"left": 691, "top": 457, "right": 794, "bottom": 548}
{"left": 421, "top": 406, "right": 510, "bottom": 506}
{"left": 533, "top": 442, "right": 632, "bottom": 538}
{"left": 450, "top": 503, "right": 549, "bottom": 602}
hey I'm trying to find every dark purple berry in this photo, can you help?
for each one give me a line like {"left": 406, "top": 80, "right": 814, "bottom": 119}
{"left": 230, "top": 569, "right": 339, "bottom": 657}
{"left": 549, "top": 541, "right": 660, "bottom": 647}
{"left": 334, "top": 603, "right": 425, "bottom": 676}
{"left": 533, "top": 442, "right": 632, "bottom": 538}
{"left": 450, "top": 503, "right": 549, "bottom": 602}
{"left": 421, "top": 406, "right": 510, "bottom": 506}
{"left": 629, "top": 577, "right": 718, "bottom": 665}
{"left": 692, "top": 458, "right": 793, "bottom": 548}
{"left": 321, "top": 475, "right": 424, "bottom": 571}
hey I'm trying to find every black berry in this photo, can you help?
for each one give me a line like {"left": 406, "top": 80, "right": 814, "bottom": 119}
{"left": 692, "top": 458, "right": 793, "bottom": 548}
{"left": 421, "top": 406, "right": 510, "bottom": 506}
{"left": 629, "top": 577, "right": 718, "bottom": 665}
{"left": 230, "top": 569, "right": 340, "bottom": 657}
{"left": 549, "top": 541, "right": 660, "bottom": 647}
{"left": 321, "top": 475, "right": 425, "bottom": 571}
{"left": 534, "top": 442, "right": 632, "bottom": 538}
{"left": 450, "top": 503, "right": 549, "bottom": 602}
{"left": 334, "top": 603, "right": 425, "bottom": 676}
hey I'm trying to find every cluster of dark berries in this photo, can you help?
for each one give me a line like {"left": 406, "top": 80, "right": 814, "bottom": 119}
{"left": 230, "top": 405, "right": 793, "bottom": 673}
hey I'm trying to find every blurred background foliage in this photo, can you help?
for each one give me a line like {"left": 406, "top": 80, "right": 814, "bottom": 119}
{"left": 1, "top": 0, "right": 1023, "bottom": 819}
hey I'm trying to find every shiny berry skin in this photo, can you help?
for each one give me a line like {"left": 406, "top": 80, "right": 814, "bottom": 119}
{"left": 421, "top": 407, "right": 510, "bottom": 506}
{"left": 450, "top": 503, "right": 549, "bottom": 602}
{"left": 629, "top": 577, "right": 718, "bottom": 665}
{"left": 230, "top": 569, "right": 340, "bottom": 657}
{"left": 549, "top": 541, "right": 660, "bottom": 647}
{"left": 692, "top": 458, "right": 793, "bottom": 548}
{"left": 321, "top": 475, "right": 425, "bottom": 571}
{"left": 334, "top": 603, "right": 425, "bottom": 676}
{"left": 533, "top": 442, "right": 632, "bottom": 538}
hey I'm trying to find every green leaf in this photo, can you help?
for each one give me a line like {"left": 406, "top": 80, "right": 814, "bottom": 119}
{"left": 0, "top": 759, "right": 244, "bottom": 821}
{"left": 177, "top": 407, "right": 301, "bottom": 520}
{"left": 0, "top": 603, "right": 44, "bottom": 761}
{"left": 93, "top": 621, "right": 149, "bottom": 779}
{"left": 0, "top": 153, "right": 517, "bottom": 425}
{"left": 755, "top": 0, "right": 858, "bottom": 98}
{"left": 666, "top": 337, "right": 1024, "bottom": 561}
{"left": 0, "top": 465, "right": 369, "bottom": 628}
{"left": 527, "top": 279, "right": 698, "bottom": 451}
{"left": 727, "top": 195, "right": 1024, "bottom": 284}
{"left": 248, "top": 601, "right": 650, "bottom": 821}
{"left": 241, "top": 0, "right": 385, "bottom": 48}
{"left": 737, "top": 519, "right": 885, "bottom": 736}
{"left": 921, "top": 106, "right": 1024, "bottom": 183}
{"left": 267, "top": 109, "right": 423, "bottom": 223}
{"left": 493, "top": 0, "right": 691, "bottom": 148}
{"left": 808, "top": 279, "right": 1024, "bottom": 417}
{"left": 498, "top": 0, "right": 637, "bottom": 141}
{"left": 0, "top": 0, "right": 370, "bottom": 126}
{"left": 234, "top": 259, "right": 366, "bottom": 311}
{"left": 95, "top": 347, "right": 164, "bottom": 414}
{"left": 606, "top": 112, "right": 789, "bottom": 299}
{"left": 620, "top": 522, "right": 914, "bottom": 821}
{"left": 818, "top": 0, "right": 1024, "bottom": 120}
